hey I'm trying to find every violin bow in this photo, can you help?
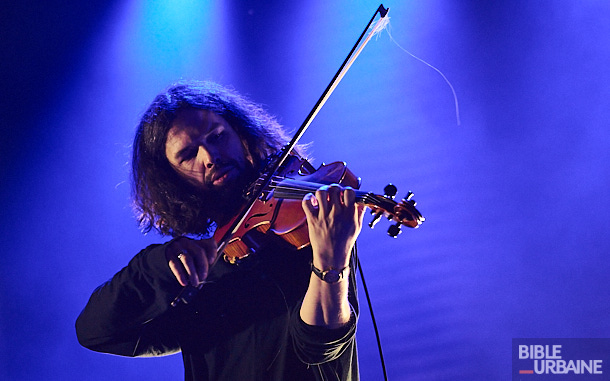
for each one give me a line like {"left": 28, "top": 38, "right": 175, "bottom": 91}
{"left": 216, "top": 4, "right": 390, "bottom": 256}
{"left": 172, "top": 4, "right": 390, "bottom": 306}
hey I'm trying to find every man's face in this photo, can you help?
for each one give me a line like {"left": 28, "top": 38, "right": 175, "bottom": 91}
{"left": 165, "top": 108, "right": 251, "bottom": 194}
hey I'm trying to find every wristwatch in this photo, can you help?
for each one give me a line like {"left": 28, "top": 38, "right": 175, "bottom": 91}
{"left": 310, "top": 262, "right": 349, "bottom": 283}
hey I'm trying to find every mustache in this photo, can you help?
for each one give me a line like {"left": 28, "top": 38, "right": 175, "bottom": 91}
{"left": 203, "top": 160, "right": 240, "bottom": 187}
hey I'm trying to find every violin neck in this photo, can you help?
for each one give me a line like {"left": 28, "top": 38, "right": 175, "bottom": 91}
{"left": 265, "top": 176, "right": 422, "bottom": 230}
{"left": 272, "top": 178, "right": 371, "bottom": 205}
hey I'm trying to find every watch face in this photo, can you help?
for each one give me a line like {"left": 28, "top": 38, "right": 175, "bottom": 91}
{"left": 324, "top": 269, "right": 341, "bottom": 283}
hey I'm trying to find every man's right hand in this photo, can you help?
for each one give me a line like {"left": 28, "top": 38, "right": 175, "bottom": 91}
{"left": 165, "top": 237, "right": 218, "bottom": 286}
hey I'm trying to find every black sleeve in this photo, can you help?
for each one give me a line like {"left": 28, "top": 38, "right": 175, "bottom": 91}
{"left": 290, "top": 307, "right": 358, "bottom": 365}
{"left": 75, "top": 241, "right": 185, "bottom": 357}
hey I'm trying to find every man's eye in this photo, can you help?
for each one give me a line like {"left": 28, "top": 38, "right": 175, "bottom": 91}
{"left": 209, "top": 131, "right": 224, "bottom": 143}
{"left": 180, "top": 149, "right": 196, "bottom": 162}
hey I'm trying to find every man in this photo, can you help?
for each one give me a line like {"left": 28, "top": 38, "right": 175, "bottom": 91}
{"left": 76, "top": 80, "right": 364, "bottom": 380}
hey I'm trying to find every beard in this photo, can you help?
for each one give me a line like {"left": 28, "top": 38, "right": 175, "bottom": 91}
{"left": 198, "top": 161, "right": 259, "bottom": 227}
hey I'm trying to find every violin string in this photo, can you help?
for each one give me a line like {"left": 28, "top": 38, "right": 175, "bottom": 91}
{"left": 274, "top": 184, "right": 378, "bottom": 206}
{"left": 255, "top": 174, "right": 393, "bottom": 209}
{"left": 256, "top": 176, "right": 414, "bottom": 226}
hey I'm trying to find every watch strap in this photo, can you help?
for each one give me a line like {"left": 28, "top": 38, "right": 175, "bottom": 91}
{"left": 310, "top": 262, "right": 349, "bottom": 283}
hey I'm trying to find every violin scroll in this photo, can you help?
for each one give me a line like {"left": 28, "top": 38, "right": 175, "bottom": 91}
{"left": 366, "top": 185, "right": 424, "bottom": 238}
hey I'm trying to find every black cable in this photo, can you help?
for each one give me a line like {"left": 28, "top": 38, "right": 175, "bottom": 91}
{"left": 356, "top": 253, "right": 389, "bottom": 381}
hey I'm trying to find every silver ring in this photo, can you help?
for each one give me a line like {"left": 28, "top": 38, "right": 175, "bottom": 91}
{"left": 177, "top": 252, "right": 186, "bottom": 260}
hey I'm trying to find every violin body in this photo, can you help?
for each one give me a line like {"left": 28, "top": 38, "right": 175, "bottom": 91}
{"left": 214, "top": 155, "right": 361, "bottom": 263}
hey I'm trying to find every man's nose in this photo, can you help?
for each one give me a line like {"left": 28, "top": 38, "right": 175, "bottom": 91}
{"left": 198, "top": 145, "right": 218, "bottom": 169}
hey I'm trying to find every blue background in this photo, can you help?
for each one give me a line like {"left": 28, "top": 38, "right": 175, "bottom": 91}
{"left": 1, "top": 1, "right": 609, "bottom": 379}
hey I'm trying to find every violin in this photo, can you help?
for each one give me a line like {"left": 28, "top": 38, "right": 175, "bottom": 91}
{"left": 214, "top": 154, "right": 425, "bottom": 264}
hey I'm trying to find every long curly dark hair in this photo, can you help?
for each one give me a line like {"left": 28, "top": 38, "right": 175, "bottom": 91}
{"left": 132, "top": 80, "right": 296, "bottom": 237}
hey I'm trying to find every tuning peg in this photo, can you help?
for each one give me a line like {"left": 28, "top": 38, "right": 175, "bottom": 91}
{"left": 405, "top": 191, "right": 416, "bottom": 206}
{"left": 369, "top": 210, "right": 383, "bottom": 228}
{"left": 387, "top": 222, "right": 402, "bottom": 238}
{"left": 387, "top": 191, "right": 414, "bottom": 237}
{"left": 384, "top": 184, "right": 397, "bottom": 199}
{"left": 369, "top": 184, "right": 397, "bottom": 229}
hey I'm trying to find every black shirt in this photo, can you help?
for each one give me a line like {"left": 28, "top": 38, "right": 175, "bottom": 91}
{"left": 76, "top": 237, "right": 359, "bottom": 380}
